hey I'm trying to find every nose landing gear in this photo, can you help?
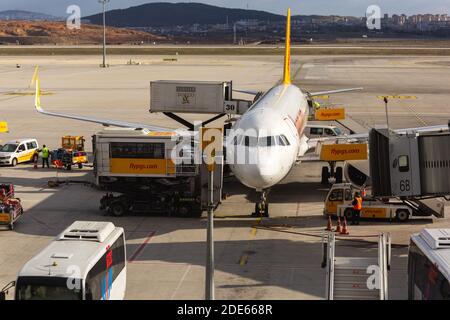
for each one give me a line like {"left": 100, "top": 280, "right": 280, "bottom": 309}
{"left": 253, "top": 190, "right": 269, "bottom": 217}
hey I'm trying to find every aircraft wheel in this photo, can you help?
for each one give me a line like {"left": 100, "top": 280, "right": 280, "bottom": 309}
{"left": 321, "top": 166, "right": 329, "bottom": 185}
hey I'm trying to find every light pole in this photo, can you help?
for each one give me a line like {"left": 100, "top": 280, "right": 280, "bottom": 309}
{"left": 98, "top": 0, "right": 110, "bottom": 68}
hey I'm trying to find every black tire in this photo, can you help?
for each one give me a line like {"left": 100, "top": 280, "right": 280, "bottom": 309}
{"left": 66, "top": 165, "right": 72, "bottom": 171}
{"left": 253, "top": 203, "right": 260, "bottom": 217}
{"left": 335, "top": 167, "right": 343, "bottom": 184}
{"left": 11, "top": 158, "right": 18, "bottom": 167}
{"left": 321, "top": 166, "right": 329, "bottom": 185}
{"left": 111, "top": 201, "right": 127, "bottom": 217}
{"left": 78, "top": 163, "right": 83, "bottom": 169}
{"left": 396, "top": 209, "right": 410, "bottom": 222}
{"left": 344, "top": 208, "right": 353, "bottom": 220}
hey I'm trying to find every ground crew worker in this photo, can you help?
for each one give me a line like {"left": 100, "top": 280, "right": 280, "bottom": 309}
{"left": 351, "top": 192, "right": 363, "bottom": 225}
{"left": 41, "top": 145, "right": 50, "bottom": 168}
{"left": 313, "top": 100, "right": 321, "bottom": 111}
{"left": 361, "top": 186, "right": 367, "bottom": 198}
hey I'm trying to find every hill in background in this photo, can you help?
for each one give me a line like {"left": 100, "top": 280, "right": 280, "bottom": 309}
{"left": 85, "top": 2, "right": 286, "bottom": 27}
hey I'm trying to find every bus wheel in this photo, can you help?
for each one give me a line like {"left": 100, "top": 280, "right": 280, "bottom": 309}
{"left": 396, "top": 209, "right": 410, "bottom": 222}
{"left": 344, "top": 208, "right": 353, "bottom": 220}
{"left": 111, "top": 202, "right": 127, "bottom": 217}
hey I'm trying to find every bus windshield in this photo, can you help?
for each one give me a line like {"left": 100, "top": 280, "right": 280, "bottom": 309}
{"left": 15, "top": 277, "right": 82, "bottom": 300}
{"left": 0, "top": 144, "right": 18, "bottom": 153}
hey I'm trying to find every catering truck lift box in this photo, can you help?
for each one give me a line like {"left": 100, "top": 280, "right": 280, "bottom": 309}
{"left": 150, "top": 80, "right": 251, "bottom": 115}
{"left": 93, "top": 128, "right": 222, "bottom": 217}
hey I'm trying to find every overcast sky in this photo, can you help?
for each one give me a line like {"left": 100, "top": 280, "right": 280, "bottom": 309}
{"left": 0, "top": 0, "right": 449, "bottom": 17}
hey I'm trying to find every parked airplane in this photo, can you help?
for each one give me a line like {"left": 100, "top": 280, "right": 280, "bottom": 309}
{"left": 33, "top": 9, "right": 449, "bottom": 217}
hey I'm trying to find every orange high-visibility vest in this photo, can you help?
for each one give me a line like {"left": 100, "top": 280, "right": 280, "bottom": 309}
{"left": 353, "top": 196, "right": 362, "bottom": 210}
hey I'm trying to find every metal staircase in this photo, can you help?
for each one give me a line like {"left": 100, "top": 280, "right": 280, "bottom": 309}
{"left": 323, "top": 233, "right": 391, "bottom": 300}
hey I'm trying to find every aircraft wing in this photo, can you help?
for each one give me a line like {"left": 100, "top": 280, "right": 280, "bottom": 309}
{"left": 233, "top": 89, "right": 260, "bottom": 96}
{"left": 34, "top": 78, "right": 173, "bottom": 132}
{"left": 308, "top": 87, "right": 364, "bottom": 97}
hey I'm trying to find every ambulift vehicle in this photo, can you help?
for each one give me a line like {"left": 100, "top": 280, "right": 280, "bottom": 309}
{"left": 0, "top": 183, "right": 24, "bottom": 230}
{"left": 324, "top": 183, "right": 414, "bottom": 222}
{"left": 51, "top": 136, "right": 88, "bottom": 170}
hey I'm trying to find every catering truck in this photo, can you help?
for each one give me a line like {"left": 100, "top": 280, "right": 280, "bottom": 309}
{"left": 93, "top": 128, "right": 221, "bottom": 217}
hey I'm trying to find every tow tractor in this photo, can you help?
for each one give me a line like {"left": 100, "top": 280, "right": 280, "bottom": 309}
{"left": 324, "top": 183, "right": 414, "bottom": 222}
{"left": 51, "top": 136, "right": 88, "bottom": 170}
{"left": 0, "top": 183, "right": 24, "bottom": 230}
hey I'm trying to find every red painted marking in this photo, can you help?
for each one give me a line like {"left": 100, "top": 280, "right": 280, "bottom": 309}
{"left": 128, "top": 231, "right": 156, "bottom": 263}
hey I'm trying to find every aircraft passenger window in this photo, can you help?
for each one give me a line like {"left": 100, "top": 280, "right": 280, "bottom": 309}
{"left": 398, "top": 155, "right": 410, "bottom": 173}
{"left": 329, "top": 190, "right": 343, "bottom": 201}
{"left": 310, "top": 128, "right": 324, "bottom": 135}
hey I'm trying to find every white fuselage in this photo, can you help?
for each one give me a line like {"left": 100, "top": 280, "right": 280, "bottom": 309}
{"left": 227, "top": 84, "right": 309, "bottom": 191}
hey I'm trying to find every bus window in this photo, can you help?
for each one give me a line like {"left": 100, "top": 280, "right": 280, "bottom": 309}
{"left": 85, "top": 234, "right": 126, "bottom": 300}
{"left": 16, "top": 277, "right": 82, "bottom": 300}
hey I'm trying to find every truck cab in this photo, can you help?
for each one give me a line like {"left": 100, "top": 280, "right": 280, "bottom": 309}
{"left": 324, "top": 183, "right": 413, "bottom": 222}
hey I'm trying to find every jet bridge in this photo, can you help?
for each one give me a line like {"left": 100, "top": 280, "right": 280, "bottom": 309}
{"left": 370, "top": 128, "right": 450, "bottom": 218}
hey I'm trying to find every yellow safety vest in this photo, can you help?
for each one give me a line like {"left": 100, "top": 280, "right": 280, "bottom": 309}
{"left": 42, "top": 147, "right": 49, "bottom": 158}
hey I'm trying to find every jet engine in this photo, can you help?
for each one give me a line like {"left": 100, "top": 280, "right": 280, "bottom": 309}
{"left": 344, "top": 160, "right": 370, "bottom": 188}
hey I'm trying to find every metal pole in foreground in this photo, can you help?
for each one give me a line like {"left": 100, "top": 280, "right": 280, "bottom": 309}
{"left": 205, "top": 169, "right": 215, "bottom": 300}
{"left": 99, "top": 0, "right": 110, "bottom": 68}
{"left": 384, "top": 96, "right": 390, "bottom": 133}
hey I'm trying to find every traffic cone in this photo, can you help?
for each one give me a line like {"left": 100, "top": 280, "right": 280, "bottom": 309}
{"left": 335, "top": 217, "right": 342, "bottom": 233}
{"left": 340, "top": 217, "right": 350, "bottom": 235}
{"left": 325, "top": 215, "right": 333, "bottom": 231}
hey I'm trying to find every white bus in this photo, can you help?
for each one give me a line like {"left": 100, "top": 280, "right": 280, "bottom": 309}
{"left": 408, "top": 229, "right": 450, "bottom": 300}
{"left": 14, "top": 221, "right": 126, "bottom": 300}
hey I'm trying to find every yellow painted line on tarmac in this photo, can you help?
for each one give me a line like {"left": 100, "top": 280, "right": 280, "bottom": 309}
{"left": 238, "top": 217, "right": 262, "bottom": 266}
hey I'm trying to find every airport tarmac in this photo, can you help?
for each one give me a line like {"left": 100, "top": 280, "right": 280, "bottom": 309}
{"left": 0, "top": 54, "right": 449, "bottom": 300}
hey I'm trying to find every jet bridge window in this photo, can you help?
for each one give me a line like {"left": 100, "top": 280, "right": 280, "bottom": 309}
{"left": 110, "top": 142, "right": 165, "bottom": 159}
{"left": 398, "top": 155, "right": 410, "bottom": 173}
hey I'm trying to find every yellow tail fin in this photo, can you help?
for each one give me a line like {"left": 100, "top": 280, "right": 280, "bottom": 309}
{"left": 282, "top": 8, "right": 291, "bottom": 85}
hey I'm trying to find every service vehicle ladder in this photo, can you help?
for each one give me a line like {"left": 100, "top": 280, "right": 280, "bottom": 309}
{"left": 323, "top": 233, "right": 391, "bottom": 300}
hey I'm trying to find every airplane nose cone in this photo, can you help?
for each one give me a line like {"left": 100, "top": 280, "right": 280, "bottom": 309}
{"left": 231, "top": 149, "right": 290, "bottom": 190}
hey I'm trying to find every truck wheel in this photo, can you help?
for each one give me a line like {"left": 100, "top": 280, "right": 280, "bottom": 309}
{"left": 78, "top": 163, "right": 83, "bottom": 169}
{"left": 396, "top": 209, "right": 410, "bottom": 222}
{"left": 335, "top": 167, "right": 343, "bottom": 184}
{"left": 344, "top": 208, "right": 353, "bottom": 220}
{"left": 11, "top": 158, "right": 18, "bottom": 167}
{"left": 111, "top": 202, "right": 127, "bottom": 217}
{"left": 321, "top": 166, "right": 329, "bottom": 185}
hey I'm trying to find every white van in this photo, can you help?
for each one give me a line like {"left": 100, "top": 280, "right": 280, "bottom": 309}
{"left": 304, "top": 125, "right": 342, "bottom": 139}
{"left": 0, "top": 139, "right": 39, "bottom": 166}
